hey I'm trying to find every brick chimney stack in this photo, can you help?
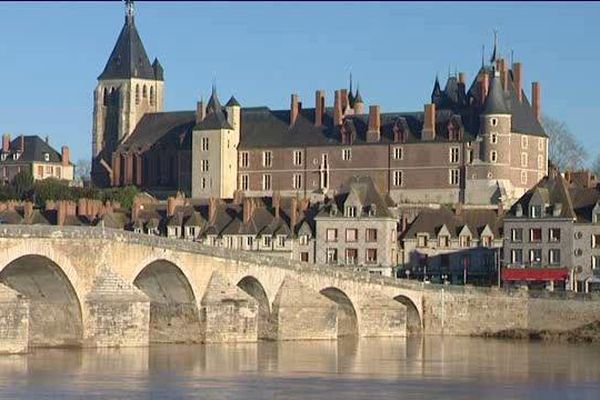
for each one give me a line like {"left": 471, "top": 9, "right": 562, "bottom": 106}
{"left": 532, "top": 82, "right": 541, "bottom": 122}
{"left": 500, "top": 59, "right": 509, "bottom": 91}
{"left": 367, "top": 105, "right": 381, "bottom": 142}
{"left": 243, "top": 198, "right": 254, "bottom": 224}
{"left": 196, "top": 100, "right": 206, "bottom": 123}
{"left": 422, "top": 103, "right": 436, "bottom": 141}
{"left": 61, "top": 146, "right": 70, "bottom": 166}
{"left": 2, "top": 134, "right": 10, "bottom": 153}
{"left": 333, "top": 90, "right": 343, "bottom": 126}
{"left": 290, "top": 94, "right": 300, "bottom": 126}
{"left": 19, "top": 135, "right": 24, "bottom": 153}
{"left": 341, "top": 89, "right": 349, "bottom": 111}
{"left": 315, "top": 90, "right": 325, "bottom": 127}
{"left": 512, "top": 62, "right": 523, "bottom": 102}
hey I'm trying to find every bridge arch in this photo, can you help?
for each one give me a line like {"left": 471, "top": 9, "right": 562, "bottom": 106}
{"left": 319, "top": 287, "right": 358, "bottom": 337}
{"left": 393, "top": 294, "right": 422, "bottom": 334}
{"left": 0, "top": 254, "right": 83, "bottom": 347}
{"left": 237, "top": 276, "right": 272, "bottom": 340}
{"left": 133, "top": 259, "right": 200, "bottom": 343}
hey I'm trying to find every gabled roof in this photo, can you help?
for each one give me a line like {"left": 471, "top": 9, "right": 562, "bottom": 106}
{"left": 317, "top": 176, "right": 394, "bottom": 219}
{"left": 1, "top": 136, "right": 64, "bottom": 164}
{"left": 509, "top": 173, "right": 576, "bottom": 219}
{"left": 404, "top": 207, "right": 503, "bottom": 239}
{"left": 98, "top": 15, "right": 157, "bottom": 81}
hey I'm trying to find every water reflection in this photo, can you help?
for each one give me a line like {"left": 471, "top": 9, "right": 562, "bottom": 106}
{"left": 0, "top": 337, "right": 599, "bottom": 399}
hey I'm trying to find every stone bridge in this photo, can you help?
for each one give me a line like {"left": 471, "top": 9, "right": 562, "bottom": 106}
{"left": 1, "top": 226, "right": 600, "bottom": 354}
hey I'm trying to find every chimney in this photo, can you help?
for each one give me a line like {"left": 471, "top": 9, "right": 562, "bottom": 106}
{"left": 458, "top": 72, "right": 465, "bottom": 84}
{"left": 208, "top": 197, "right": 217, "bottom": 224}
{"left": 333, "top": 90, "right": 342, "bottom": 126}
{"left": 24, "top": 201, "right": 33, "bottom": 221}
{"left": 501, "top": 60, "right": 509, "bottom": 91}
{"left": 2, "top": 134, "right": 10, "bottom": 153}
{"left": 167, "top": 196, "right": 176, "bottom": 217}
{"left": 314, "top": 90, "right": 325, "bottom": 127}
{"left": 479, "top": 72, "right": 489, "bottom": 106}
{"left": 341, "top": 89, "right": 349, "bottom": 110}
{"left": 422, "top": 103, "right": 436, "bottom": 141}
{"left": 61, "top": 146, "right": 70, "bottom": 166}
{"left": 512, "top": 62, "right": 523, "bottom": 102}
{"left": 367, "top": 105, "right": 381, "bottom": 142}
{"left": 290, "top": 197, "right": 298, "bottom": 232}
{"left": 290, "top": 94, "right": 300, "bottom": 126}
{"left": 243, "top": 198, "right": 254, "bottom": 224}
{"left": 19, "top": 135, "right": 24, "bottom": 153}
{"left": 196, "top": 100, "right": 206, "bottom": 123}
{"left": 532, "top": 82, "right": 541, "bottom": 122}
{"left": 272, "top": 192, "right": 280, "bottom": 219}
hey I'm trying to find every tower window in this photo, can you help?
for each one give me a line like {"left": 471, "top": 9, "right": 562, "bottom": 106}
{"left": 449, "top": 169, "right": 460, "bottom": 186}
{"left": 393, "top": 170, "right": 403, "bottom": 187}
{"left": 103, "top": 88, "right": 108, "bottom": 106}
{"left": 143, "top": 85, "right": 147, "bottom": 98}
{"left": 521, "top": 136, "right": 528, "bottom": 149}
{"left": 490, "top": 133, "right": 498, "bottom": 144}
{"left": 150, "top": 86, "right": 154, "bottom": 106}
{"left": 262, "top": 151, "right": 273, "bottom": 167}
{"left": 43, "top": 153, "right": 50, "bottom": 162}
{"left": 135, "top": 85, "right": 140, "bottom": 105}
{"left": 342, "top": 148, "right": 352, "bottom": 161}
{"left": 521, "top": 153, "right": 528, "bottom": 167}
{"left": 490, "top": 150, "right": 498, "bottom": 163}
{"left": 449, "top": 147, "right": 460, "bottom": 164}
{"left": 491, "top": 118, "right": 498, "bottom": 127}
{"left": 201, "top": 137, "right": 209, "bottom": 151}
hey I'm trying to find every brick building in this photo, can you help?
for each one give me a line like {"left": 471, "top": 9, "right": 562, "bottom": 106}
{"left": 92, "top": 2, "right": 547, "bottom": 207}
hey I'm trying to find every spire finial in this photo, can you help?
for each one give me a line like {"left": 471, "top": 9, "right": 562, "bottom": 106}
{"left": 481, "top": 44, "right": 485, "bottom": 68}
{"left": 490, "top": 29, "right": 498, "bottom": 64}
{"left": 349, "top": 72, "right": 353, "bottom": 94}
{"left": 125, "top": 0, "right": 134, "bottom": 23}
{"left": 211, "top": 77, "right": 217, "bottom": 96}
{"left": 510, "top": 49, "right": 514, "bottom": 66}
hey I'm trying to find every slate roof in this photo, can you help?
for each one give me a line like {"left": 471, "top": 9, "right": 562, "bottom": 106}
{"left": 508, "top": 173, "right": 577, "bottom": 219}
{"left": 98, "top": 15, "right": 158, "bottom": 81}
{"left": 1, "top": 136, "right": 64, "bottom": 164}
{"left": 483, "top": 74, "right": 510, "bottom": 114}
{"left": 404, "top": 207, "right": 503, "bottom": 239}
{"left": 226, "top": 96, "right": 240, "bottom": 107}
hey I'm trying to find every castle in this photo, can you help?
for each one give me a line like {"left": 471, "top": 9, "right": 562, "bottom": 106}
{"left": 91, "top": 1, "right": 548, "bottom": 206}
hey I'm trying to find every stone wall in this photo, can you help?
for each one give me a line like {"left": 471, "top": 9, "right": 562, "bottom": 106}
{"left": 0, "top": 283, "right": 28, "bottom": 354}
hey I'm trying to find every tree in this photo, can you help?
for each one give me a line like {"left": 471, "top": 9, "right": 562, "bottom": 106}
{"left": 11, "top": 170, "right": 33, "bottom": 200}
{"left": 74, "top": 159, "right": 92, "bottom": 182}
{"left": 592, "top": 154, "right": 600, "bottom": 179}
{"left": 541, "top": 115, "right": 587, "bottom": 172}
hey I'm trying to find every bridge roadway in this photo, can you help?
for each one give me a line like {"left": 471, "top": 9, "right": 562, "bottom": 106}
{"left": 0, "top": 225, "right": 599, "bottom": 353}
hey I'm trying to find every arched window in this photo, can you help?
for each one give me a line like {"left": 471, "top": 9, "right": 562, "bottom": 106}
{"left": 150, "top": 87, "right": 154, "bottom": 106}
{"left": 135, "top": 84, "right": 140, "bottom": 105}
{"left": 102, "top": 87, "right": 108, "bottom": 106}
{"left": 143, "top": 85, "right": 147, "bottom": 99}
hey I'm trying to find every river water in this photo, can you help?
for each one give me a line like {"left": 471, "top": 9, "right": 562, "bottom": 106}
{"left": 0, "top": 337, "right": 599, "bottom": 399}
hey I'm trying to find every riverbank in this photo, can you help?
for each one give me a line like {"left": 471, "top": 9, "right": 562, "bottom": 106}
{"left": 479, "top": 321, "right": 600, "bottom": 343}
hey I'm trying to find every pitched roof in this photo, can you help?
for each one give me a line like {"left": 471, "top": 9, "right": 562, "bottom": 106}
{"left": 508, "top": 173, "right": 576, "bottom": 219}
{"left": 404, "top": 207, "right": 503, "bottom": 239}
{"left": 1, "top": 136, "right": 64, "bottom": 164}
{"left": 98, "top": 16, "right": 157, "bottom": 81}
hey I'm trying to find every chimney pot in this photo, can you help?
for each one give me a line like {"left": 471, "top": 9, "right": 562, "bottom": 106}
{"left": 290, "top": 94, "right": 300, "bottom": 126}
{"left": 333, "top": 90, "right": 343, "bottom": 126}
{"left": 367, "top": 105, "right": 381, "bottom": 142}
{"left": 532, "top": 82, "right": 541, "bottom": 122}
{"left": 2, "top": 134, "right": 10, "bottom": 153}
{"left": 196, "top": 100, "right": 206, "bottom": 123}
{"left": 512, "top": 62, "right": 523, "bottom": 102}
{"left": 61, "top": 146, "right": 70, "bottom": 167}
{"left": 422, "top": 103, "right": 436, "bottom": 141}
{"left": 315, "top": 90, "right": 325, "bottom": 127}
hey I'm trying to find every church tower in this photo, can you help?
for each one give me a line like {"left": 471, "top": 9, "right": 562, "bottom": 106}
{"left": 92, "top": 0, "right": 164, "bottom": 187}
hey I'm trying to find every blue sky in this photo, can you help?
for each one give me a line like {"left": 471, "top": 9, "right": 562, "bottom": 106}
{"left": 0, "top": 1, "right": 598, "bottom": 163}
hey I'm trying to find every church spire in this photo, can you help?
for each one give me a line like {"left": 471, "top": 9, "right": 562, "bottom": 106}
{"left": 125, "top": 0, "right": 134, "bottom": 24}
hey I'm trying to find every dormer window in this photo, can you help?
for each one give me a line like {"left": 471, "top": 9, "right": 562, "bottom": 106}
{"left": 530, "top": 205, "right": 542, "bottom": 218}
{"left": 12, "top": 153, "right": 19, "bottom": 160}
{"left": 438, "top": 235, "right": 449, "bottom": 248}
{"left": 345, "top": 206, "right": 356, "bottom": 218}
{"left": 43, "top": 153, "right": 50, "bottom": 162}
{"left": 0, "top": 154, "right": 6, "bottom": 161}
{"left": 368, "top": 205, "right": 376, "bottom": 217}
{"left": 515, "top": 204, "right": 523, "bottom": 217}
{"left": 459, "top": 235, "right": 471, "bottom": 248}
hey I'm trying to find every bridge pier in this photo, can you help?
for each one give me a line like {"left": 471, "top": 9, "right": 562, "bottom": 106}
{"left": 0, "top": 283, "right": 29, "bottom": 354}
{"left": 84, "top": 268, "right": 150, "bottom": 348}
{"left": 200, "top": 272, "right": 258, "bottom": 343}
{"left": 358, "top": 296, "right": 407, "bottom": 337}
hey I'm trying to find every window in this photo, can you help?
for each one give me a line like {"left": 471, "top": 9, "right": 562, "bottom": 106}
{"left": 521, "top": 136, "right": 528, "bottom": 149}
{"left": 135, "top": 84, "right": 140, "bottom": 104}
{"left": 346, "top": 248, "right": 358, "bottom": 264}
{"left": 537, "top": 155, "right": 544, "bottom": 170}
{"left": 143, "top": 85, "right": 147, "bottom": 98}
{"left": 299, "top": 235, "right": 309, "bottom": 245}
{"left": 449, "top": 147, "right": 460, "bottom": 163}
{"left": 201, "top": 137, "right": 209, "bottom": 151}
{"left": 491, "top": 118, "right": 498, "bottom": 127}
{"left": 43, "top": 153, "right": 50, "bottom": 162}
{"left": 529, "top": 248, "right": 542, "bottom": 265}
{"left": 293, "top": 150, "right": 303, "bottom": 166}
{"left": 201, "top": 177, "right": 207, "bottom": 189}
{"left": 342, "top": 148, "right": 352, "bottom": 161}
{"left": 490, "top": 151, "right": 498, "bottom": 163}
{"left": 246, "top": 236, "right": 254, "bottom": 247}
{"left": 593, "top": 234, "right": 600, "bottom": 249}
{"left": 326, "top": 248, "right": 338, "bottom": 264}
{"left": 481, "top": 236, "right": 492, "bottom": 247}
{"left": 46, "top": 166, "right": 52, "bottom": 174}
{"left": 393, "top": 147, "right": 403, "bottom": 160}
{"left": 301, "top": 252, "right": 309, "bottom": 262}
{"left": 346, "top": 229, "right": 358, "bottom": 242}
{"left": 201, "top": 159, "right": 209, "bottom": 172}
{"left": 521, "top": 171, "right": 528, "bottom": 184}
{"left": 13, "top": 153, "right": 19, "bottom": 160}
{"left": 467, "top": 149, "right": 473, "bottom": 164}
{"left": 459, "top": 235, "right": 471, "bottom": 248}
{"left": 240, "top": 152, "right": 249, "bottom": 168}
{"left": 593, "top": 255, "right": 600, "bottom": 270}
{"left": 366, "top": 249, "right": 378, "bottom": 264}
{"left": 150, "top": 86, "right": 154, "bottom": 105}
{"left": 417, "top": 234, "right": 428, "bottom": 248}
{"left": 549, "top": 249, "right": 561, "bottom": 265}
{"left": 55, "top": 167, "right": 61, "bottom": 178}
{"left": 277, "top": 236, "right": 285, "bottom": 247}
{"left": 393, "top": 170, "right": 403, "bottom": 187}
{"left": 240, "top": 174, "right": 249, "bottom": 190}
{"left": 37, "top": 166, "right": 43, "bottom": 177}
{"left": 511, "top": 249, "right": 523, "bottom": 264}
{"left": 438, "top": 236, "right": 449, "bottom": 248}
{"left": 262, "top": 151, "right": 273, "bottom": 167}
{"left": 521, "top": 153, "right": 528, "bottom": 167}
{"left": 326, "top": 228, "right": 338, "bottom": 242}
{"left": 511, "top": 229, "right": 523, "bottom": 242}
{"left": 262, "top": 236, "right": 272, "bottom": 247}
{"left": 530, "top": 205, "right": 542, "bottom": 218}
{"left": 262, "top": 174, "right": 272, "bottom": 191}
{"left": 530, "top": 228, "right": 542, "bottom": 242}
{"left": 538, "top": 138, "right": 544, "bottom": 152}
{"left": 366, "top": 229, "right": 378, "bottom": 242}
{"left": 549, "top": 228, "right": 561, "bottom": 242}
{"left": 292, "top": 173, "right": 302, "bottom": 189}
{"left": 345, "top": 206, "right": 356, "bottom": 218}
{"left": 490, "top": 133, "right": 498, "bottom": 144}
{"left": 449, "top": 169, "right": 460, "bottom": 186}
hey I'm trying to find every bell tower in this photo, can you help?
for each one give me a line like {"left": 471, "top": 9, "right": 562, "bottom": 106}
{"left": 91, "top": 0, "right": 164, "bottom": 187}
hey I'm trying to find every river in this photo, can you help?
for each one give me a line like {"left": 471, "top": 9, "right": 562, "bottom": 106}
{"left": 0, "top": 337, "right": 599, "bottom": 399}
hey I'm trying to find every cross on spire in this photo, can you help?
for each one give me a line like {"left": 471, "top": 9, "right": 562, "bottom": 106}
{"left": 125, "top": 0, "right": 134, "bottom": 23}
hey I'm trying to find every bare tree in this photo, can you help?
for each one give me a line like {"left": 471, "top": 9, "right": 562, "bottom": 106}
{"left": 75, "top": 159, "right": 92, "bottom": 182}
{"left": 541, "top": 115, "right": 587, "bottom": 172}
{"left": 592, "top": 154, "right": 600, "bottom": 179}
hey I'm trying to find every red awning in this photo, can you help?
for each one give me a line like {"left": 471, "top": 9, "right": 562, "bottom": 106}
{"left": 501, "top": 267, "right": 569, "bottom": 282}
